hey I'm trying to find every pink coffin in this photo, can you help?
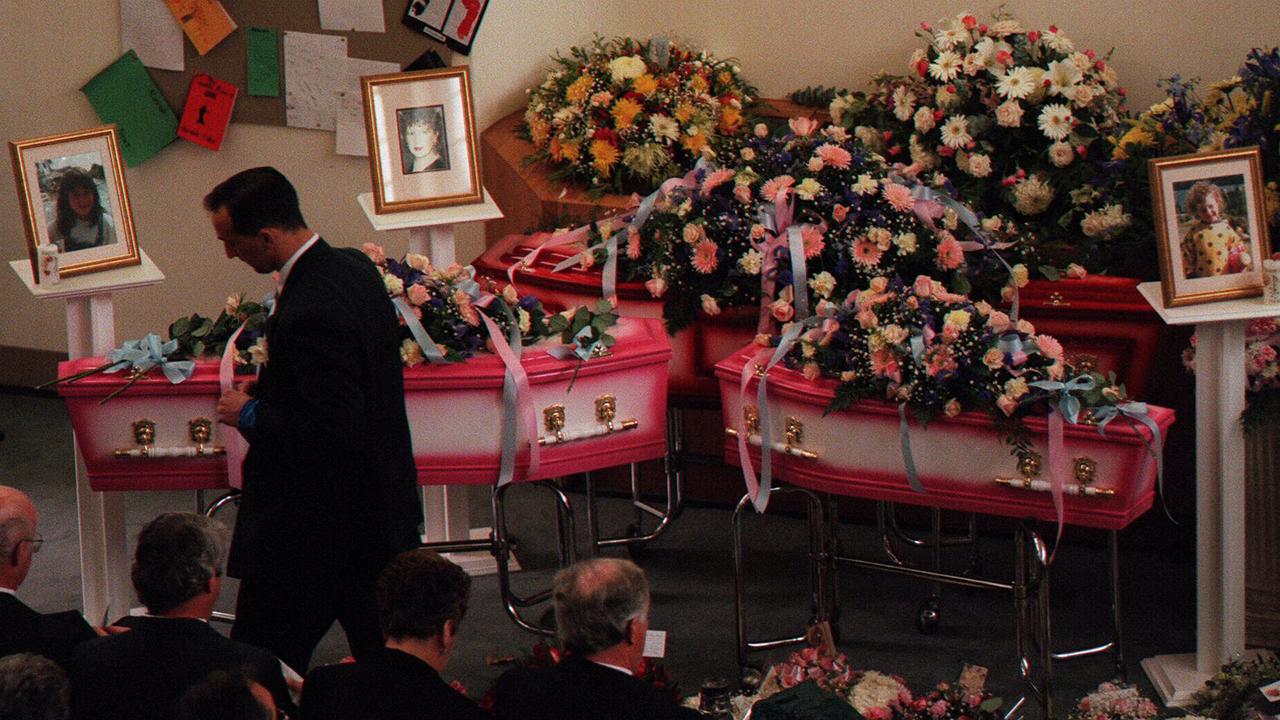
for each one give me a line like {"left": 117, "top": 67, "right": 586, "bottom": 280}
{"left": 474, "top": 232, "right": 757, "bottom": 403}
{"left": 715, "top": 346, "right": 1175, "bottom": 530}
{"left": 57, "top": 317, "right": 672, "bottom": 491}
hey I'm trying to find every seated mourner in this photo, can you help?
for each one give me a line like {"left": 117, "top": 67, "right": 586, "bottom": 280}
{"left": 69, "top": 512, "right": 294, "bottom": 720}
{"left": 492, "top": 557, "right": 699, "bottom": 720}
{"left": 300, "top": 548, "right": 488, "bottom": 720}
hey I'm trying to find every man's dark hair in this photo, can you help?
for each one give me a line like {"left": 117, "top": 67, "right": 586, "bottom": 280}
{"left": 130, "top": 513, "right": 228, "bottom": 614}
{"left": 174, "top": 670, "right": 270, "bottom": 720}
{"left": 203, "top": 166, "right": 306, "bottom": 235}
{"left": 0, "top": 653, "right": 69, "bottom": 720}
{"left": 376, "top": 549, "right": 471, "bottom": 639}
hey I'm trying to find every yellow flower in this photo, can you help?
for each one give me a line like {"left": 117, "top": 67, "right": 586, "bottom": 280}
{"left": 565, "top": 75, "right": 593, "bottom": 104}
{"left": 718, "top": 105, "right": 743, "bottom": 133}
{"left": 689, "top": 74, "right": 709, "bottom": 95}
{"left": 631, "top": 73, "right": 658, "bottom": 96}
{"left": 560, "top": 139, "right": 581, "bottom": 162}
{"left": 1111, "top": 124, "right": 1154, "bottom": 161}
{"left": 681, "top": 130, "right": 708, "bottom": 154}
{"left": 611, "top": 98, "right": 642, "bottom": 129}
{"left": 591, "top": 139, "right": 620, "bottom": 174}
{"left": 718, "top": 70, "right": 734, "bottom": 86}
{"left": 526, "top": 115, "right": 550, "bottom": 147}
{"left": 674, "top": 103, "right": 695, "bottom": 123}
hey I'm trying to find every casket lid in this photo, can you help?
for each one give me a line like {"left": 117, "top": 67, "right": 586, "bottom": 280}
{"left": 54, "top": 357, "right": 225, "bottom": 396}
{"left": 474, "top": 232, "right": 656, "bottom": 301}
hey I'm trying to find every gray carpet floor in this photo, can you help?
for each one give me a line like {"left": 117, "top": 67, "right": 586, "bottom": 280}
{"left": 1, "top": 390, "right": 1199, "bottom": 714}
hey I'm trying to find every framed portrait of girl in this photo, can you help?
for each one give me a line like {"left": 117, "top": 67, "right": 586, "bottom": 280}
{"left": 362, "top": 66, "right": 482, "bottom": 213}
{"left": 9, "top": 125, "right": 141, "bottom": 283}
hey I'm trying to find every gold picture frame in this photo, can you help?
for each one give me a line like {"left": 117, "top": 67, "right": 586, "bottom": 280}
{"left": 362, "top": 66, "right": 482, "bottom": 214}
{"left": 1150, "top": 146, "right": 1272, "bottom": 307}
{"left": 9, "top": 125, "right": 141, "bottom": 284}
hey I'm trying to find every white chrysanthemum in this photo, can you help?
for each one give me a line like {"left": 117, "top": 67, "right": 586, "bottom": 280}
{"left": 829, "top": 93, "right": 856, "bottom": 125}
{"left": 649, "top": 114, "right": 679, "bottom": 142}
{"left": 1080, "top": 204, "right": 1132, "bottom": 238}
{"left": 383, "top": 274, "right": 404, "bottom": 296}
{"left": 1013, "top": 175, "right": 1055, "bottom": 215}
{"left": 913, "top": 106, "right": 936, "bottom": 133}
{"left": 607, "top": 55, "right": 647, "bottom": 84}
{"left": 1044, "top": 26, "right": 1075, "bottom": 53}
{"left": 738, "top": 248, "right": 763, "bottom": 275}
{"left": 928, "top": 51, "right": 963, "bottom": 81}
{"left": 1046, "top": 59, "right": 1083, "bottom": 99}
{"left": 996, "top": 67, "right": 1035, "bottom": 99}
{"left": 940, "top": 115, "right": 972, "bottom": 149}
{"left": 935, "top": 85, "right": 961, "bottom": 110}
{"left": 974, "top": 37, "right": 1013, "bottom": 72}
{"left": 934, "top": 27, "right": 966, "bottom": 52}
{"left": 1037, "top": 103, "right": 1074, "bottom": 140}
{"left": 892, "top": 86, "right": 917, "bottom": 122}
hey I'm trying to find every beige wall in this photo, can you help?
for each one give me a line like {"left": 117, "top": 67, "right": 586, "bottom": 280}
{"left": 2, "top": 0, "right": 1277, "bottom": 363}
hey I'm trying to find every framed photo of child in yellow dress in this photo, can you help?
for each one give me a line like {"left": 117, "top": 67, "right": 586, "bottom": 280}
{"left": 1150, "top": 147, "right": 1272, "bottom": 307}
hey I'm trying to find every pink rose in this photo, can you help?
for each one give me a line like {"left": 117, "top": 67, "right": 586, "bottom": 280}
{"left": 944, "top": 399, "right": 962, "bottom": 417}
{"left": 996, "top": 394, "right": 1019, "bottom": 416}
{"left": 913, "top": 275, "right": 936, "bottom": 298}
{"left": 700, "top": 294, "right": 721, "bottom": 316}
{"left": 770, "top": 297, "right": 795, "bottom": 322}
{"left": 734, "top": 184, "right": 753, "bottom": 204}
{"left": 789, "top": 116, "right": 820, "bottom": 137}
{"left": 406, "top": 283, "right": 430, "bottom": 306}
{"left": 983, "top": 348, "right": 1005, "bottom": 370}
{"left": 832, "top": 204, "right": 849, "bottom": 222}
{"left": 645, "top": 277, "right": 667, "bottom": 297}
{"left": 362, "top": 242, "right": 387, "bottom": 264}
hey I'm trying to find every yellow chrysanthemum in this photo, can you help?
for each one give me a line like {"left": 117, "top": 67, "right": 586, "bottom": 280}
{"left": 527, "top": 116, "right": 550, "bottom": 147}
{"left": 1111, "top": 124, "right": 1154, "bottom": 161}
{"left": 673, "top": 103, "right": 694, "bottom": 123}
{"left": 689, "top": 74, "right": 709, "bottom": 95}
{"left": 718, "top": 105, "right": 742, "bottom": 133}
{"left": 560, "top": 139, "right": 581, "bottom": 162}
{"left": 717, "top": 70, "right": 734, "bottom": 86}
{"left": 565, "top": 75, "right": 593, "bottom": 104}
{"left": 631, "top": 73, "right": 658, "bottom": 97}
{"left": 591, "top": 139, "right": 620, "bottom": 174}
{"left": 611, "top": 98, "right": 643, "bottom": 129}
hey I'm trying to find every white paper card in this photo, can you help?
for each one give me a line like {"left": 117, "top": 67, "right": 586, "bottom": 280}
{"left": 643, "top": 629, "right": 666, "bottom": 658}
{"left": 335, "top": 91, "right": 368, "bottom": 156}
{"left": 120, "top": 0, "right": 185, "bottom": 72}
{"left": 318, "top": 0, "right": 385, "bottom": 32}
{"left": 283, "top": 31, "right": 349, "bottom": 131}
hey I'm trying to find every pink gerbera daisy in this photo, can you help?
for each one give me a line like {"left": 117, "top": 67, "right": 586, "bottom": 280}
{"left": 852, "top": 237, "right": 883, "bottom": 267}
{"left": 692, "top": 239, "right": 719, "bottom": 273}
{"left": 760, "top": 175, "right": 795, "bottom": 203}
{"left": 882, "top": 183, "right": 916, "bottom": 212}
{"left": 815, "top": 144, "right": 853, "bottom": 170}
{"left": 935, "top": 232, "right": 965, "bottom": 270}
{"left": 700, "top": 168, "right": 736, "bottom": 197}
{"left": 800, "top": 225, "right": 825, "bottom": 259}
{"left": 626, "top": 228, "right": 642, "bottom": 260}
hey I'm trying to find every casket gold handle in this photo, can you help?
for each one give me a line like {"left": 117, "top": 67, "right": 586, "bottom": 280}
{"left": 723, "top": 413, "right": 819, "bottom": 461}
{"left": 113, "top": 417, "right": 225, "bottom": 458}
{"left": 544, "top": 404, "right": 566, "bottom": 443}
{"left": 538, "top": 399, "right": 638, "bottom": 446}
{"left": 994, "top": 453, "right": 1112, "bottom": 496}
{"left": 1047, "top": 291, "right": 1070, "bottom": 307}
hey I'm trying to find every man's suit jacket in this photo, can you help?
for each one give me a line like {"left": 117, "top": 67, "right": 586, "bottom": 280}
{"left": 228, "top": 238, "right": 420, "bottom": 583}
{"left": 68, "top": 615, "right": 293, "bottom": 720}
{"left": 492, "top": 655, "right": 700, "bottom": 720}
{"left": 300, "top": 647, "right": 488, "bottom": 720}
{"left": 0, "top": 592, "right": 96, "bottom": 668}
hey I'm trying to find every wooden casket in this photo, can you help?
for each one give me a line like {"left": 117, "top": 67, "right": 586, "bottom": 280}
{"left": 474, "top": 232, "right": 757, "bottom": 404}
{"left": 715, "top": 346, "right": 1175, "bottom": 530}
{"left": 57, "top": 317, "right": 672, "bottom": 492}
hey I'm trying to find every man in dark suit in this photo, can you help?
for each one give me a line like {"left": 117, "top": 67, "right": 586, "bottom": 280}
{"left": 300, "top": 549, "right": 487, "bottom": 720}
{"left": 0, "top": 485, "right": 97, "bottom": 669}
{"left": 492, "top": 558, "right": 699, "bottom": 720}
{"left": 68, "top": 513, "right": 293, "bottom": 720}
{"left": 209, "top": 167, "right": 421, "bottom": 674}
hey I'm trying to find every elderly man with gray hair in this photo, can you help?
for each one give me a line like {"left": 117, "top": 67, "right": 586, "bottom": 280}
{"left": 69, "top": 513, "right": 293, "bottom": 720}
{"left": 492, "top": 557, "right": 699, "bottom": 720}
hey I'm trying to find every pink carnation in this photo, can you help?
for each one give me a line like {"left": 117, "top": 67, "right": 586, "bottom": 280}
{"left": 452, "top": 289, "right": 481, "bottom": 326}
{"left": 815, "top": 143, "right": 853, "bottom": 169}
{"left": 996, "top": 394, "right": 1019, "bottom": 416}
{"left": 883, "top": 183, "right": 916, "bottom": 212}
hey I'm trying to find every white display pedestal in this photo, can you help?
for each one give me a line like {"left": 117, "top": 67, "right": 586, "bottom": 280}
{"left": 9, "top": 252, "right": 165, "bottom": 623}
{"left": 1137, "top": 282, "right": 1278, "bottom": 705}
{"left": 357, "top": 190, "right": 507, "bottom": 576}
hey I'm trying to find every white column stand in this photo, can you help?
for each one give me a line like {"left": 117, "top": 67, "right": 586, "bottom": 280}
{"left": 357, "top": 191, "right": 507, "bottom": 575}
{"left": 10, "top": 253, "right": 165, "bottom": 622}
{"left": 1137, "top": 283, "right": 1276, "bottom": 705}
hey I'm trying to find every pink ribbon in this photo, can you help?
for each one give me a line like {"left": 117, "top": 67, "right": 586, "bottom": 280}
{"left": 218, "top": 323, "right": 249, "bottom": 490}
{"left": 1045, "top": 410, "right": 1068, "bottom": 563}
{"left": 756, "top": 194, "right": 795, "bottom": 335}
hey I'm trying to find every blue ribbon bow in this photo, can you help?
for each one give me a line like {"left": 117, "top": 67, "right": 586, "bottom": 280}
{"left": 105, "top": 333, "right": 195, "bottom": 384}
{"left": 1029, "top": 375, "right": 1096, "bottom": 425}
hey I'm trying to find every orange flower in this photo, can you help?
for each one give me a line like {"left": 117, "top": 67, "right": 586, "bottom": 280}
{"left": 631, "top": 73, "right": 658, "bottom": 96}
{"left": 718, "top": 106, "right": 743, "bottom": 133}
{"left": 591, "top": 138, "right": 620, "bottom": 174}
{"left": 689, "top": 74, "right": 709, "bottom": 95}
{"left": 566, "top": 75, "right": 593, "bottom": 104}
{"left": 681, "top": 131, "right": 708, "bottom": 154}
{"left": 717, "top": 70, "right": 734, "bottom": 86}
{"left": 560, "top": 140, "right": 581, "bottom": 162}
{"left": 611, "top": 98, "right": 642, "bottom": 129}
{"left": 549, "top": 137, "right": 564, "bottom": 161}
{"left": 526, "top": 116, "right": 550, "bottom": 147}
{"left": 673, "top": 102, "right": 695, "bottom": 123}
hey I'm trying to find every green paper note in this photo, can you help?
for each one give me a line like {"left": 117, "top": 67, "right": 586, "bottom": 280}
{"left": 247, "top": 27, "right": 281, "bottom": 97}
{"left": 81, "top": 50, "right": 178, "bottom": 166}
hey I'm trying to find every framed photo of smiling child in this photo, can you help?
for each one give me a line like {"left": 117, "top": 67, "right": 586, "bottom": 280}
{"left": 1150, "top": 146, "right": 1272, "bottom": 307}
{"left": 9, "top": 125, "right": 141, "bottom": 284}
{"left": 362, "top": 66, "right": 482, "bottom": 214}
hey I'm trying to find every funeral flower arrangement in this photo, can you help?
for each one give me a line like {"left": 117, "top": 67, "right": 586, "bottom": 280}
{"left": 583, "top": 118, "right": 1026, "bottom": 333}
{"left": 1185, "top": 654, "right": 1280, "bottom": 720}
{"left": 1067, "top": 682, "right": 1160, "bottom": 720}
{"left": 169, "top": 293, "right": 270, "bottom": 371}
{"left": 828, "top": 11, "right": 1132, "bottom": 275}
{"left": 1183, "top": 317, "right": 1280, "bottom": 429}
{"left": 361, "top": 244, "right": 618, "bottom": 366}
{"left": 522, "top": 34, "right": 755, "bottom": 193}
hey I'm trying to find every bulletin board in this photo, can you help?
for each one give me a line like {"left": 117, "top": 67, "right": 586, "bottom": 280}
{"left": 149, "top": 0, "right": 452, "bottom": 127}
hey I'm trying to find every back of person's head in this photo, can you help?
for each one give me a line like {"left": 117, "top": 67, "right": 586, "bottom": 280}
{"left": 130, "top": 513, "right": 228, "bottom": 614}
{"left": 377, "top": 549, "right": 471, "bottom": 640}
{"left": 553, "top": 558, "right": 649, "bottom": 655}
{"left": 0, "top": 653, "right": 69, "bottom": 720}
{"left": 174, "top": 670, "right": 273, "bottom": 720}
{"left": 0, "top": 486, "right": 36, "bottom": 571}
{"left": 203, "top": 167, "right": 306, "bottom": 235}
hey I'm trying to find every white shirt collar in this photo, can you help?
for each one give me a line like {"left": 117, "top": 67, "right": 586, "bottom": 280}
{"left": 590, "top": 660, "right": 634, "bottom": 676}
{"left": 0, "top": 587, "right": 16, "bottom": 597}
{"left": 277, "top": 233, "right": 320, "bottom": 291}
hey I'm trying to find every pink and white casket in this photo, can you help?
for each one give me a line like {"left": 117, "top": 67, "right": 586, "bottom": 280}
{"left": 58, "top": 317, "right": 672, "bottom": 492}
{"left": 715, "top": 345, "right": 1175, "bottom": 530}
{"left": 474, "top": 232, "right": 756, "bottom": 403}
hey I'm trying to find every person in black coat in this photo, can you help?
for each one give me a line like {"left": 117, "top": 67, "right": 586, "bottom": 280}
{"left": 301, "top": 549, "right": 487, "bottom": 720}
{"left": 209, "top": 167, "right": 421, "bottom": 675}
{"left": 0, "top": 485, "right": 97, "bottom": 669}
{"left": 492, "top": 558, "right": 699, "bottom": 720}
{"left": 68, "top": 513, "right": 293, "bottom": 720}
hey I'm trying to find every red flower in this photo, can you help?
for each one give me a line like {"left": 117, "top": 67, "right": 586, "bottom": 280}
{"left": 592, "top": 128, "right": 619, "bottom": 145}
{"left": 962, "top": 15, "right": 977, "bottom": 28}
{"left": 1027, "top": 30, "right": 1040, "bottom": 42}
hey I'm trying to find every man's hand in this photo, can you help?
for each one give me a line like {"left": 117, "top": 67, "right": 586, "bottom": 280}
{"left": 93, "top": 625, "right": 130, "bottom": 636}
{"left": 216, "top": 382, "right": 255, "bottom": 427}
